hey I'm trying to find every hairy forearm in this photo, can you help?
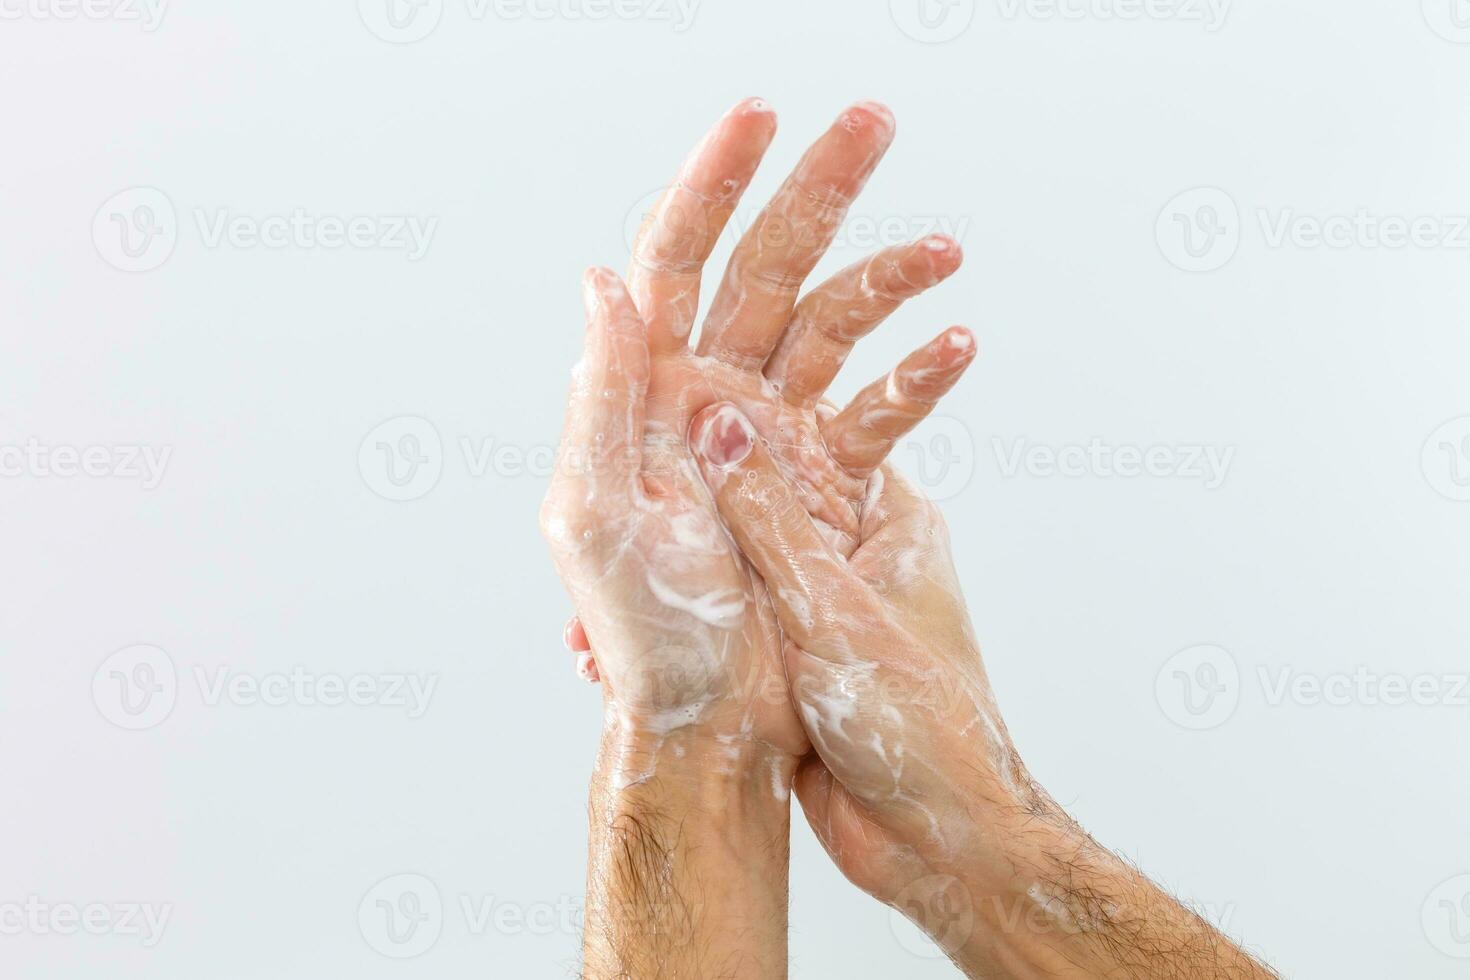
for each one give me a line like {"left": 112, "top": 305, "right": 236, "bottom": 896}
{"left": 583, "top": 728, "right": 795, "bottom": 979}
{"left": 926, "top": 796, "right": 1277, "bottom": 980}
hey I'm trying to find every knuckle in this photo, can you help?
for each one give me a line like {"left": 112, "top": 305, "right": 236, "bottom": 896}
{"left": 726, "top": 469, "right": 792, "bottom": 526}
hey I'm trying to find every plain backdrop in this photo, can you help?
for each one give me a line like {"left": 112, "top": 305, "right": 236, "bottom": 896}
{"left": 3, "top": 1, "right": 1469, "bottom": 976}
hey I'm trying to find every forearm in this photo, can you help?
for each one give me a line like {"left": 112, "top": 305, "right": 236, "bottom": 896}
{"left": 928, "top": 800, "right": 1276, "bottom": 980}
{"left": 583, "top": 727, "right": 795, "bottom": 979}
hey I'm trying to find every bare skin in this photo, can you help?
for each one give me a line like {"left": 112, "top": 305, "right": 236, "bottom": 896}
{"left": 547, "top": 97, "right": 1277, "bottom": 979}
{"left": 541, "top": 100, "right": 975, "bottom": 977}
{"left": 685, "top": 402, "right": 1280, "bottom": 980}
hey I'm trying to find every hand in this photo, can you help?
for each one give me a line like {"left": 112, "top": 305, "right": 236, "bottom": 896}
{"left": 556, "top": 98, "right": 974, "bottom": 711}
{"left": 687, "top": 406, "right": 1279, "bottom": 980}
{"left": 686, "top": 404, "right": 1016, "bottom": 893}
{"left": 541, "top": 98, "right": 978, "bottom": 979}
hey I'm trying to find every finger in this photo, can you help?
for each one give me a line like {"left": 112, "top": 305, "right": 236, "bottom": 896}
{"left": 822, "top": 326, "right": 976, "bottom": 478}
{"left": 765, "top": 235, "right": 963, "bottom": 408}
{"left": 551, "top": 268, "right": 651, "bottom": 500}
{"left": 628, "top": 98, "right": 778, "bottom": 354}
{"left": 561, "top": 617, "right": 602, "bottom": 683}
{"left": 563, "top": 616, "right": 589, "bottom": 652}
{"left": 575, "top": 652, "right": 600, "bottom": 684}
{"left": 687, "top": 402, "right": 874, "bottom": 658}
{"left": 564, "top": 617, "right": 601, "bottom": 682}
{"left": 697, "top": 102, "right": 897, "bottom": 369}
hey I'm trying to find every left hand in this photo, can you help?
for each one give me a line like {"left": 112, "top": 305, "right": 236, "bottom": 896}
{"left": 556, "top": 98, "right": 976, "bottom": 694}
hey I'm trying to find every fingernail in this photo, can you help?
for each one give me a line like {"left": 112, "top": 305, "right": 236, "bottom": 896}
{"left": 845, "top": 100, "right": 895, "bottom": 138}
{"left": 563, "top": 617, "right": 587, "bottom": 652}
{"left": 941, "top": 326, "right": 975, "bottom": 355}
{"left": 922, "top": 234, "right": 958, "bottom": 255}
{"left": 699, "top": 404, "right": 753, "bottom": 468}
{"left": 576, "top": 652, "right": 599, "bottom": 683}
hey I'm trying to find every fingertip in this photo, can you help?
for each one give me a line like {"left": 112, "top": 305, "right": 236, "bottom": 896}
{"left": 563, "top": 616, "right": 590, "bottom": 653}
{"left": 575, "top": 652, "right": 600, "bottom": 683}
{"left": 724, "top": 96, "right": 778, "bottom": 151}
{"left": 581, "top": 265, "right": 614, "bottom": 312}
{"left": 689, "top": 402, "right": 755, "bottom": 469}
{"left": 583, "top": 265, "right": 616, "bottom": 287}
{"left": 921, "top": 233, "right": 964, "bottom": 270}
{"left": 845, "top": 100, "right": 896, "bottom": 140}
{"left": 939, "top": 326, "right": 977, "bottom": 363}
{"left": 735, "top": 95, "right": 776, "bottom": 118}
{"left": 582, "top": 267, "right": 642, "bottom": 332}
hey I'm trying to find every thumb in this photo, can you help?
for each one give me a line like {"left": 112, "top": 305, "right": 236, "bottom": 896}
{"left": 688, "top": 403, "right": 875, "bottom": 659}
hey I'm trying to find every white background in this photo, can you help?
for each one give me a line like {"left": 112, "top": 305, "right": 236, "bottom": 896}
{"left": 3, "top": 1, "right": 1469, "bottom": 976}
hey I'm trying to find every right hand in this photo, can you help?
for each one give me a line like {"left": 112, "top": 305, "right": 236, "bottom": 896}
{"left": 686, "top": 404, "right": 1033, "bottom": 899}
{"left": 686, "top": 406, "right": 1281, "bottom": 980}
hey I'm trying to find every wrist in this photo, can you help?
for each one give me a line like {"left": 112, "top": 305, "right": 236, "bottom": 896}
{"left": 884, "top": 763, "right": 1101, "bottom": 978}
{"left": 934, "top": 808, "right": 1266, "bottom": 980}
{"left": 583, "top": 726, "right": 796, "bottom": 980}
{"left": 594, "top": 722, "right": 798, "bottom": 810}
{"left": 895, "top": 810, "right": 1113, "bottom": 980}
